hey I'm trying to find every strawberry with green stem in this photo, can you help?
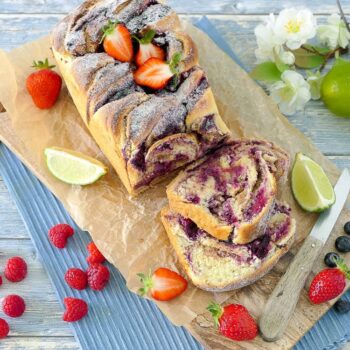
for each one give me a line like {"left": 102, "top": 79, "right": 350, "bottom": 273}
{"left": 309, "top": 258, "right": 350, "bottom": 304}
{"left": 26, "top": 58, "right": 62, "bottom": 109}
{"left": 138, "top": 267, "right": 187, "bottom": 301}
{"left": 133, "top": 52, "right": 181, "bottom": 90}
{"left": 101, "top": 20, "right": 133, "bottom": 62}
{"left": 207, "top": 302, "right": 258, "bottom": 341}
{"left": 133, "top": 29, "right": 165, "bottom": 66}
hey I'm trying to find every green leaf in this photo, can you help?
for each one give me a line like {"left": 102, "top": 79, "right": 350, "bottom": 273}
{"left": 249, "top": 62, "right": 282, "bottom": 82}
{"left": 140, "top": 29, "right": 156, "bottom": 44}
{"left": 293, "top": 45, "right": 329, "bottom": 69}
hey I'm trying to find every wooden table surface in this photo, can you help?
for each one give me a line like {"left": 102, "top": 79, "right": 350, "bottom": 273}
{"left": 0, "top": 1, "right": 350, "bottom": 349}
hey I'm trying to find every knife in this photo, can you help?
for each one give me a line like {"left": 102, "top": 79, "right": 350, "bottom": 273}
{"left": 259, "top": 168, "right": 350, "bottom": 342}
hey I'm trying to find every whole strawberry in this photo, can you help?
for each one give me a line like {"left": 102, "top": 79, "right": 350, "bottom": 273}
{"left": 63, "top": 297, "right": 88, "bottom": 322}
{"left": 207, "top": 302, "right": 258, "bottom": 341}
{"left": 87, "top": 263, "right": 110, "bottom": 291}
{"left": 26, "top": 58, "right": 62, "bottom": 109}
{"left": 86, "top": 242, "right": 105, "bottom": 264}
{"left": 65, "top": 268, "right": 87, "bottom": 290}
{"left": 48, "top": 223, "right": 74, "bottom": 249}
{"left": 309, "top": 259, "right": 350, "bottom": 304}
{"left": 2, "top": 295, "right": 26, "bottom": 318}
{"left": 0, "top": 318, "right": 9, "bottom": 339}
{"left": 4, "top": 257, "right": 27, "bottom": 282}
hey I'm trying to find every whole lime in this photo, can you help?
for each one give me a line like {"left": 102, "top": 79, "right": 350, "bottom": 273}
{"left": 321, "top": 58, "right": 350, "bottom": 117}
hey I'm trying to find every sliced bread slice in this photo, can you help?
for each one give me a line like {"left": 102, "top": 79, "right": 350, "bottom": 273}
{"left": 166, "top": 139, "right": 290, "bottom": 243}
{"left": 161, "top": 201, "right": 295, "bottom": 292}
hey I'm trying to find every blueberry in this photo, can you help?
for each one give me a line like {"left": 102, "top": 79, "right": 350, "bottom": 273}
{"left": 344, "top": 221, "right": 350, "bottom": 235}
{"left": 335, "top": 236, "right": 350, "bottom": 253}
{"left": 334, "top": 299, "right": 350, "bottom": 314}
{"left": 324, "top": 252, "right": 340, "bottom": 268}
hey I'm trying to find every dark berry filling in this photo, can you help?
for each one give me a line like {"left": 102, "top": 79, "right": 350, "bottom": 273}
{"left": 220, "top": 200, "right": 238, "bottom": 225}
{"left": 186, "top": 194, "right": 200, "bottom": 204}
{"left": 179, "top": 217, "right": 203, "bottom": 241}
{"left": 248, "top": 234, "right": 271, "bottom": 260}
{"left": 130, "top": 144, "right": 146, "bottom": 171}
{"left": 244, "top": 188, "right": 267, "bottom": 220}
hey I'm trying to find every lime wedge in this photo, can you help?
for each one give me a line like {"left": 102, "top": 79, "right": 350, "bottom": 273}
{"left": 44, "top": 147, "right": 107, "bottom": 185}
{"left": 291, "top": 153, "right": 335, "bottom": 212}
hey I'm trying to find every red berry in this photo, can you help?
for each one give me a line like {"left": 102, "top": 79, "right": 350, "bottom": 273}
{"left": 2, "top": 295, "right": 26, "bottom": 318}
{"left": 48, "top": 224, "right": 74, "bottom": 249}
{"left": 138, "top": 267, "right": 188, "bottom": 301}
{"left": 0, "top": 318, "right": 9, "bottom": 339}
{"left": 102, "top": 22, "right": 133, "bottom": 62}
{"left": 86, "top": 242, "right": 105, "bottom": 264}
{"left": 0, "top": 276, "right": 2, "bottom": 286}
{"left": 65, "top": 268, "right": 87, "bottom": 290}
{"left": 87, "top": 263, "right": 110, "bottom": 291}
{"left": 4, "top": 257, "right": 27, "bottom": 282}
{"left": 207, "top": 302, "right": 258, "bottom": 341}
{"left": 63, "top": 297, "right": 88, "bottom": 322}
{"left": 309, "top": 268, "right": 347, "bottom": 304}
{"left": 26, "top": 59, "right": 62, "bottom": 110}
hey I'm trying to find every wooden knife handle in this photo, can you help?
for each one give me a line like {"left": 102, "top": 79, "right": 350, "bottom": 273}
{"left": 259, "top": 235, "right": 324, "bottom": 342}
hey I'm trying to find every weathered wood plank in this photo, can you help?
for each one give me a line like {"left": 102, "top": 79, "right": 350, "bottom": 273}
{"left": 0, "top": 0, "right": 349, "bottom": 15}
{"left": 329, "top": 156, "right": 350, "bottom": 170}
{"left": 0, "top": 239, "right": 72, "bottom": 336}
{"left": 0, "top": 179, "right": 28, "bottom": 239}
{"left": 0, "top": 337, "right": 78, "bottom": 349}
{"left": 0, "top": 14, "right": 349, "bottom": 156}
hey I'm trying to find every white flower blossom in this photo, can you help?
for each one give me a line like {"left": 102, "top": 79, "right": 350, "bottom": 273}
{"left": 306, "top": 71, "right": 323, "bottom": 100}
{"left": 254, "top": 14, "right": 295, "bottom": 65}
{"left": 274, "top": 8, "right": 317, "bottom": 50}
{"left": 269, "top": 70, "right": 311, "bottom": 115}
{"left": 317, "top": 14, "right": 350, "bottom": 49}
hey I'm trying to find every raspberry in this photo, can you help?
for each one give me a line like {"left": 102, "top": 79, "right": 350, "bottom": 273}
{"left": 65, "top": 268, "right": 87, "bottom": 290}
{"left": 86, "top": 242, "right": 105, "bottom": 264}
{"left": 48, "top": 224, "right": 74, "bottom": 248}
{"left": 4, "top": 257, "right": 27, "bottom": 282}
{"left": 0, "top": 276, "right": 2, "bottom": 286}
{"left": 2, "top": 295, "right": 26, "bottom": 318}
{"left": 63, "top": 297, "right": 88, "bottom": 322}
{"left": 87, "top": 263, "right": 110, "bottom": 291}
{"left": 0, "top": 318, "right": 9, "bottom": 339}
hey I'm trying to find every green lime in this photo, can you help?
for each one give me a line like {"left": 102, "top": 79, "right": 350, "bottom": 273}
{"left": 291, "top": 153, "right": 335, "bottom": 212}
{"left": 321, "top": 58, "right": 350, "bottom": 117}
{"left": 44, "top": 147, "right": 108, "bottom": 185}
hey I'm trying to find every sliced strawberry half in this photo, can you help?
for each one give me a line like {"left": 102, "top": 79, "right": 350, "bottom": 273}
{"left": 133, "top": 52, "right": 181, "bottom": 90}
{"left": 102, "top": 20, "right": 133, "bottom": 62}
{"left": 134, "top": 30, "right": 165, "bottom": 66}
{"left": 138, "top": 267, "right": 188, "bottom": 301}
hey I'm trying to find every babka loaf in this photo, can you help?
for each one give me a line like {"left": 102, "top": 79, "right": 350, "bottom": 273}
{"left": 166, "top": 139, "right": 290, "bottom": 243}
{"left": 51, "top": 0, "right": 230, "bottom": 195}
{"left": 161, "top": 202, "right": 295, "bottom": 291}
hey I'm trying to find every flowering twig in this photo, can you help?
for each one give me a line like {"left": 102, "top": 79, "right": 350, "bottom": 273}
{"left": 319, "top": 46, "right": 348, "bottom": 71}
{"left": 300, "top": 44, "right": 327, "bottom": 56}
{"left": 337, "top": 0, "right": 350, "bottom": 32}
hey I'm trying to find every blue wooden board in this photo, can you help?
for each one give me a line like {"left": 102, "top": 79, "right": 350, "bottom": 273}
{"left": 0, "top": 16, "right": 349, "bottom": 350}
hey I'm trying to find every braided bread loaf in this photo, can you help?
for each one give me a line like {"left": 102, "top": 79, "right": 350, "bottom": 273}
{"left": 51, "top": 0, "right": 230, "bottom": 195}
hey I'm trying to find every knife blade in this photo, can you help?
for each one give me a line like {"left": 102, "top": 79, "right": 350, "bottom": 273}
{"left": 259, "top": 168, "right": 350, "bottom": 342}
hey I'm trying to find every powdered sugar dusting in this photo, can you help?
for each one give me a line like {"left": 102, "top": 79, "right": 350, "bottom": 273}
{"left": 71, "top": 53, "right": 115, "bottom": 89}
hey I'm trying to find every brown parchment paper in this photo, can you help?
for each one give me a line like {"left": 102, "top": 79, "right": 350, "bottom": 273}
{"left": 0, "top": 21, "right": 347, "bottom": 332}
